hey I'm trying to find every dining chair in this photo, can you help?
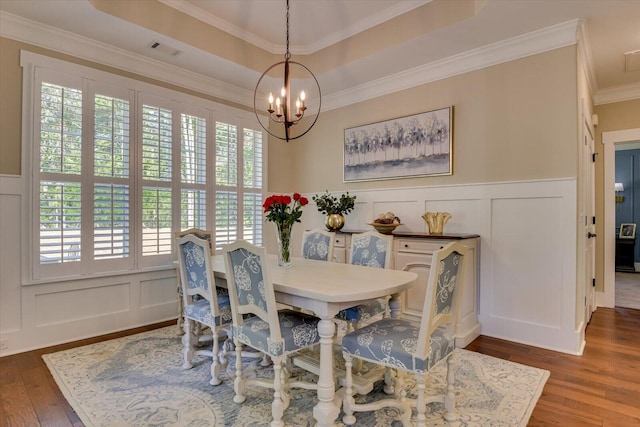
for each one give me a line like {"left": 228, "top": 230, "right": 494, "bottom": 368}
{"left": 174, "top": 228, "right": 226, "bottom": 333}
{"left": 223, "top": 240, "right": 321, "bottom": 427}
{"left": 336, "top": 230, "right": 394, "bottom": 329}
{"left": 301, "top": 228, "right": 336, "bottom": 261}
{"left": 341, "top": 241, "right": 467, "bottom": 426}
{"left": 176, "top": 233, "right": 232, "bottom": 386}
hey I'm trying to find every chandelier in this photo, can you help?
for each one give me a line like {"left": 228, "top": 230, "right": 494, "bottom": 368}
{"left": 253, "top": 0, "right": 321, "bottom": 142}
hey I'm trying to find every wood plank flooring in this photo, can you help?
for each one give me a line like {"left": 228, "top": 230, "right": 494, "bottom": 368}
{"left": 1, "top": 309, "right": 639, "bottom": 426}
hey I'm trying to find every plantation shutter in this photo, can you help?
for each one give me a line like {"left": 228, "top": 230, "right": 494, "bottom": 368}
{"left": 180, "top": 113, "right": 207, "bottom": 230}
{"left": 38, "top": 81, "right": 83, "bottom": 265}
{"left": 215, "top": 121, "right": 238, "bottom": 248}
{"left": 141, "top": 104, "right": 172, "bottom": 255}
{"left": 93, "top": 93, "right": 131, "bottom": 260}
{"left": 242, "top": 127, "right": 263, "bottom": 245}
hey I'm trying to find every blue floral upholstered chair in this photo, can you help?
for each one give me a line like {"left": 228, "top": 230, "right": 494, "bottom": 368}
{"left": 176, "top": 233, "right": 232, "bottom": 386}
{"left": 341, "top": 241, "right": 467, "bottom": 426}
{"left": 336, "top": 230, "right": 394, "bottom": 329}
{"left": 301, "top": 228, "right": 336, "bottom": 261}
{"left": 223, "top": 240, "right": 321, "bottom": 427}
{"left": 174, "top": 228, "right": 216, "bottom": 333}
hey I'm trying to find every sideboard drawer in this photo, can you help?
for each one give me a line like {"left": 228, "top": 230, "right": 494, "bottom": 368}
{"left": 334, "top": 235, "right": 346, "bottom": 248}
{"left": 395, "top": 238, "right": 447, "bottom": 254}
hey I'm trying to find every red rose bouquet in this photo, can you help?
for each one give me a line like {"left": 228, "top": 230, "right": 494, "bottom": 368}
{"left": 263, "top": 193, "right": 309, "bottom": 266}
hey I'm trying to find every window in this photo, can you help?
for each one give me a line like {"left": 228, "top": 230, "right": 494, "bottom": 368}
{"left": 27, "top": 55, "right": 265, "bottom": 280}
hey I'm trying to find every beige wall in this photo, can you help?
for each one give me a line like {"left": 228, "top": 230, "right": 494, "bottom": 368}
{"left": 269, "top": 46, "right": 579, "bottom": 193}
{"left": 0, "top": 36, "right": 252, "bottom": 176}
{"left": 594, "top": 99, "right": 640, "bottom": 291}
{"left": 0, "top": 38, "right": 23, "bottom": 175}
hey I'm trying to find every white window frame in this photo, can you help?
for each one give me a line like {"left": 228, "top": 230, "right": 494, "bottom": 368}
{"left": 21, "top": 51, "right": 266, "bottom": 283}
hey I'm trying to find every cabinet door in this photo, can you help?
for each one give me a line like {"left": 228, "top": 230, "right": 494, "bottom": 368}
{"left": 395, "top": 251, "right": 432, "bottom": 319}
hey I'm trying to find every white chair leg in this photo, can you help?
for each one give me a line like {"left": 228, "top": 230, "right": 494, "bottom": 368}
{"left": 383, "top": 367, "right": 395, "bottom": 394}
{"left": 415, "top": 374, "right": 427, "bottom": 427}
{"left": 233, "top": 339, "right": 246, "bottom": 404}
{"left": 261, "top": 353, "right": 272, "bottom": 367}
{"left": 342, "top": 354, "right": 356, "bottom": 425}
{"left": 443, "top": 353, "right": 458, "bottom": 421}
{"left": 209, "top": 332, "right": 222, "bottom": 386}
{"left": 281, "top": 358, "right": 291, "bottom": 411}
{"left": 181, "top": 319, "right": 195, "bottom": 369}
{"left": 270, "top": 358, "right": 285, "bottom": 427}
{"left": 177, "top": 297, "right": 184, "bottom": 334}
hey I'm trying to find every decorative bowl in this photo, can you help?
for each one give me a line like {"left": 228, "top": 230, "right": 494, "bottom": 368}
{"left": 369, "top": 222, "right": 402, "bottom": 235}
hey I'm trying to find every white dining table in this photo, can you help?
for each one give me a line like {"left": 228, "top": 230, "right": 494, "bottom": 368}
{"left": 211, "top": 254, "right": 417, "bottom": 427}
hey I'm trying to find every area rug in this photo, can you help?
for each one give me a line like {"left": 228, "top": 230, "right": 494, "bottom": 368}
{"left": 43, "top": 326, "right": 549, "bottom": 426}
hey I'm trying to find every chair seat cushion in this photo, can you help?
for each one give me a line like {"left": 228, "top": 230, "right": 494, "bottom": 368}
{"left": 336, "top": 297, "right": 387, "bottom": 322}
{"left": 233, "top": 309, "right": 320, "bottom": 357}
{"left": 341, "top": 317, "right": 455, "bottom": 373}
{"left": 184, "top": 294, "right": 232, "bottom": 327}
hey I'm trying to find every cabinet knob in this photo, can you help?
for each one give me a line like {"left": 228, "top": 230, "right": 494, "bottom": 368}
{"left": 404, "top": 244, "right": 409, "bottom": 248}
{"left": 440, "top": 246, "right": 444, "bottom": 249}
{"left": 587, "top": 232, "right": 597, "bottom": 239}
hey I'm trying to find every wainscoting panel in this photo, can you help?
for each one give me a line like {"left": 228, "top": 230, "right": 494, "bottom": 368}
{"left": 34, "top": 282, "right": 131, "bottom": 327}
{"left": 0, "top": 189, "right": 22, "bottom": 334}
{"left": 2, "top": 177, "right": 581, "bottom": 355}
{"left": 139, "top": 275, "right": 181, "bottom": 323}
{"left": 489, "top": 197, "right": 564, "bottom": 327}
{"left": 424, "top": 199, "right": 483, "bottom": 235}
{"left": 294, "top": 178, "right": 580, "bottom": 354}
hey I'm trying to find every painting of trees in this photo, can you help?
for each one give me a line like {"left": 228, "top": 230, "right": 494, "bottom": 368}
{"left": 344, "top": 106, "right": 452, "bottom": 181}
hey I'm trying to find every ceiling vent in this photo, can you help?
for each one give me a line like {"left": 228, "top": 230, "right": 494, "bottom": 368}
{"left": 625, "top": 49, "right": 640, "bottom": 73}
{"left": 148, "top": 41, "right": 182, "bottom": 57}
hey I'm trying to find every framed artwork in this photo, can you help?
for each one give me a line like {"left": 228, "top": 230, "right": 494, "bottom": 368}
{"left": 619, "top": 223, "right": 636, "bottom": 239}
{"left": 343, "top": 106, "right": 453, "bottom": 182}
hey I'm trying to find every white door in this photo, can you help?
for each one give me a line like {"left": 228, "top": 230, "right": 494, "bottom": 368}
{"left": 582, "top": 114, "right": 596, "bottom": 322}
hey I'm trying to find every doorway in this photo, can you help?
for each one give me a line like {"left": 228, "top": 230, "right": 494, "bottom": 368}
{"left": 602, "top": 128, "right": 640, "bottom": 307}
{"left": 614, "top": 142, "right": 640, "bottom": 309}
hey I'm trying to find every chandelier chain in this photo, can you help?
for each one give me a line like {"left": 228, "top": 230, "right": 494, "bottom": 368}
{"left": 285, "top": 0, "right": 291, "bottom": 60}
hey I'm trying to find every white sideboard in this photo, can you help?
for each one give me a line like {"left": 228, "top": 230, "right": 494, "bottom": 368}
{"left": 332, "top": 230, "right": 480, "bottom": 348}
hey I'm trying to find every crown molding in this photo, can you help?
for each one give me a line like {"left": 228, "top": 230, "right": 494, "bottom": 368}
{"left": 158, "top": 0, "right": 430, "bottom": 55}
{"left": 157, "top": 0, "right": 279, "bottom": 53}
{"left": 0, "top": 11, "right": 253, "bottom": 107}
{"left": 4, "top": 11, "right": 608, "bottom": 112}
{"left": 323, "top": 19, "right": 582, "bottom": 111}
{"left": 594, "top": 82, "right": 640, "bottom": 105}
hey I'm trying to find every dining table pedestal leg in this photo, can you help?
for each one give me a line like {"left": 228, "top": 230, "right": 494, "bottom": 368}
{"left": 389, "top": 292, "right": 402, "bottom": 319}
{"left": 313, "top": 318, "right": 340, "bottom": 427}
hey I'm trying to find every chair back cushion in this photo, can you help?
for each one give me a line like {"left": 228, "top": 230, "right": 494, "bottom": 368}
{"left": 301, "top": 229, "right": 335, "bottom": 261}
{"left": 349, "top": 231, "right": 392, "bottom": 269}
{"left": 177, "top": 234, "right": 227, "bottom": 326}
{"left": 223, "top": 241, "right": 282, "bottom": 341}
{"left": 416, "top": 242, "right": 467, "bottom": 359}
{"left": 175, "top": 228, "right": 214, "bottom": 255}
{"left": 178, "top": 236, "right": 213, "bottom": 299}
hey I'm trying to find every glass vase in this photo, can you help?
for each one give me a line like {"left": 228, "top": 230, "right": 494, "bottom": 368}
{"left": 275, "top": 222, "right": 293, "bottom": 268}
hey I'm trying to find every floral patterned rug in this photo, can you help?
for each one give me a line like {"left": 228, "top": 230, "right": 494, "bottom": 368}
{"left": 43, "top": 326, "right": 548, "bottom": 426}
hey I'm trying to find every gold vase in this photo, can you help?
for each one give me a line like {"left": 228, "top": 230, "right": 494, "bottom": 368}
{"left": 422, "top": 212, "right": 451, "bottom": 235}
{"left": 325, "top": 214, "right": 345, "bottom": 231}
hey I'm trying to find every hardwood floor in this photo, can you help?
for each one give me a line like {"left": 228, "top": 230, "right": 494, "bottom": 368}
{"left": 1, "top": 309, "right": 639, "bottom": 426}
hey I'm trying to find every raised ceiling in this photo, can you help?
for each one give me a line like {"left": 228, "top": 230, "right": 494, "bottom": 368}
{"left": 1, "top": 0, "right": 639, "bottom": 108}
